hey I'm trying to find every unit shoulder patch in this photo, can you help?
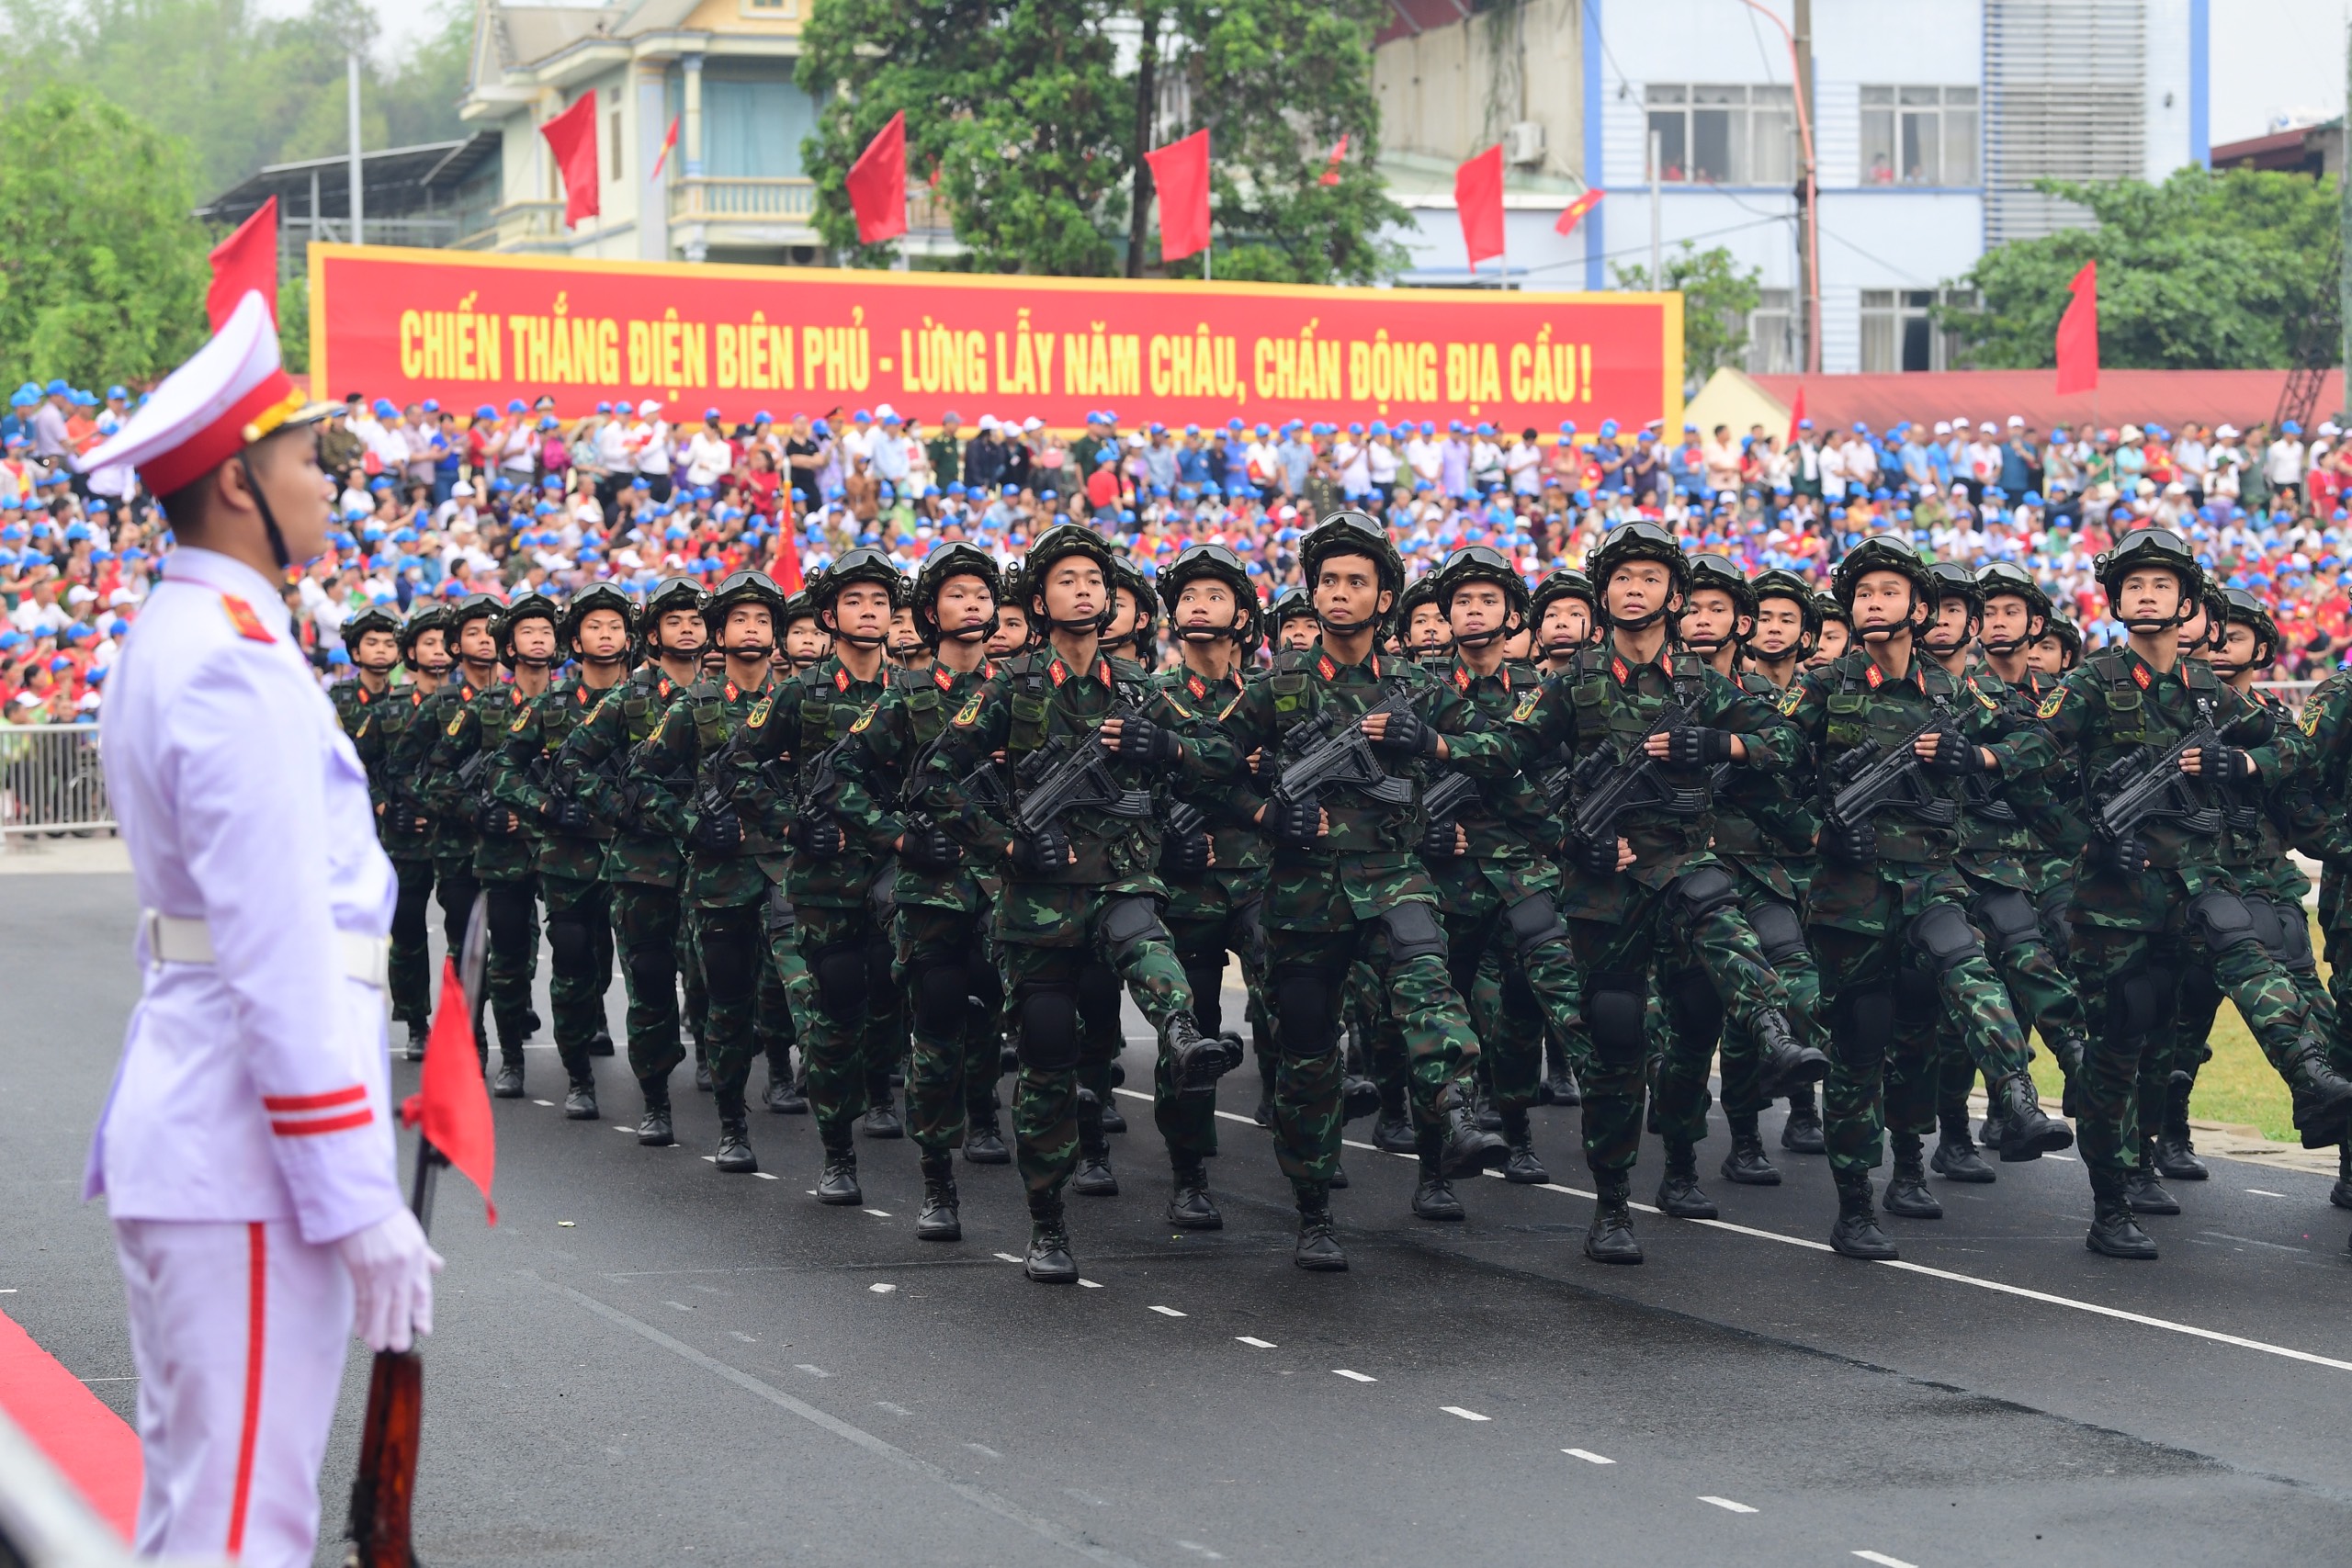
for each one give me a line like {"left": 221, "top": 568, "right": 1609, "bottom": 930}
{"left": 953, "top": 691, "right": 986, "bottom": 727}
{"left": 2036, "top": 690, "right": 2064, "bottom": 720}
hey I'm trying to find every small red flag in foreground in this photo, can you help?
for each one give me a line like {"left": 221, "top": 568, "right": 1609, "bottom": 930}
{"left": 207, "top": 197, "right": 278, "bottom": 331}
{"left": 1454, "top": 144, "right": 1506, "bottom": 269}
{"left": 1144, "top": 130, "right": 1212, "bottom": 263}
{"left": 1786, "top": 384, "right": 1807, "bottom": 447}
{"left": 649, "top": 115, "right": 680, "bottom": 182}
{"left": 1317, "top": 133, "right": 1349, "bottom": 186}
{"left": 539, "top": 91, "right": 601, "bottom": 230}
{"left": 846, "top": 110, "right": 909, "bottom": 244}
{"left": 401, "top": 957, "right": 497, "bottom": 1225}
{"left": 2054, "top": 259, "right": 2098, "bottom": 395}
{"left": 1554, "top": 188, "right": 1602, "bottom": 237}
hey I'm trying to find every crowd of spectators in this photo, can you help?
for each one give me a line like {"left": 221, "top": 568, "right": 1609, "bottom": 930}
{"left": 5, "top": 378, "right": 2350, "bottom": 724}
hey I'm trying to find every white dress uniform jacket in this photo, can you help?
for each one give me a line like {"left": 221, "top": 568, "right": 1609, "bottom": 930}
{"left": 87, "top": 545, "right": 405, "bottom": 1245}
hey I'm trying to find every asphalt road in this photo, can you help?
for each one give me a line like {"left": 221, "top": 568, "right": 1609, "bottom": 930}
{"left": 7, "top": 872, "right": 2352, "bottom": 1567}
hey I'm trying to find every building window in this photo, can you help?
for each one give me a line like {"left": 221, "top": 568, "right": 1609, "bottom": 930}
{"left": 703, "top": 77, "right": 818, "bottom": 178}
{"left": 1859, "top": 85, "right": 1978, "bottom": 186}
{"left": 1747, "top": 288, "right": 1793, "bottom": 375}
{"left": 1645, "top": 84, "right": 1795, "bottom": 185}
{"left": 1860, "top": 288, "right": 1973, "bottom": 371}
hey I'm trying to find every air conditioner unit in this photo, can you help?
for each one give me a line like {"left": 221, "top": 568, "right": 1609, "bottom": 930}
{"left": 1505, "top": 121, "right": 1545, "bottom": 165}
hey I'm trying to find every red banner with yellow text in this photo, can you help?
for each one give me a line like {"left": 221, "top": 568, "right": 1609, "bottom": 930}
{"left": 310, "top": 244, "right": 1682, "bottom": 434}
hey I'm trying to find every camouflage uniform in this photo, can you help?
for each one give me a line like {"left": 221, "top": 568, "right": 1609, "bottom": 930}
{"left": 337, "top": 667, "right": 438, "bottom": 1040}
{"left": 2290, "top": 669, "right": 2352, "bottom": 1203}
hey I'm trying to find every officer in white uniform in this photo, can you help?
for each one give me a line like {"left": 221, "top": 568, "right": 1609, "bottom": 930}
{"left": 82, "top": 290, "right": 442, "bottom": 1568}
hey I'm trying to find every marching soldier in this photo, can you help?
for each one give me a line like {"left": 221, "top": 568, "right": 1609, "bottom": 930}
{"left": 334, "top": 604, "right": 425, "bottom": 1056}
{"left": 419, "top": 593, "right": 503, "bottom": 1027}
{"left": 376, "top": 605, "right": 451, "bottom": 1057}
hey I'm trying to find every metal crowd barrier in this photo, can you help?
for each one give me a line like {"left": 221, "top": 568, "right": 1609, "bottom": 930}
{"left": 0, "top": 726, "right": 114, "bottom": 838}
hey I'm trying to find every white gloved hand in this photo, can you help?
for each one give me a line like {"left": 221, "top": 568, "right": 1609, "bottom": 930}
{"left": 335, "top": 1208, "right": 445, "bottom": 1353}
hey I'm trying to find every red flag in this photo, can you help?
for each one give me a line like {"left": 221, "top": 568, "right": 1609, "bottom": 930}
{"left": 1317, "top": 133, "right": 1349, "bottom": 186}
{"left": 846, "top": 110, "right": 909, "bottom": 244}
{"left": 1144, "top": 130, "right": 1212, "bottom": 263}
{"left": 539, "top": 91, "right": 601, "bottom": 229}
{"left": 1786, "top": 384, "right": 1806, "bottom": 448}
{"left": 401, "top": 958, "right": 497, "bottom": 1225}
{"left": 649, "top": 115, "right": 680, "bottom": 183}
{"left": 774, "top": 525, "right": 805, "bottom": 595}
{"left": 1454, "top": 144, "right": 1506, "bottom": 270}
{"left": 1553, "top": 188, "right": 1603, "bottom": 237}
{"left": 207, "top": 197, "right": 277, "bottom": 331}
{"left": 2055, "top": 259, "right": 2098, "bottom": 395}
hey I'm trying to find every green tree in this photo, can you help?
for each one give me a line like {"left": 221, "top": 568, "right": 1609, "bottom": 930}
{"left": 1613, "top": 243, "right": 1761, "bottom": 387}
{"left": 0, "top": 85, "right": 209, "bottom": 385}
{"left": 1937, "top": 166, "right": 2339, "bottom": 370}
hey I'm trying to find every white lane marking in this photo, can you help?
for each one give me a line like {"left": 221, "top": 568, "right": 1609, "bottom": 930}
{"left": 664, "top": 1301, "right": 695, "bottom": 1313}
{"left": 614, "top": 1124, "right": 635, "bottom": 1134}
{"left": 965, "top": 1442, "right": 1002, "bottom": 1459}
{"left": 864, "top": 1208, "right": 893, "bottom": 1218}
{"left": 1700, "top": 1496, "right": 1758, "bottom": 1514}
{"left": 2198, "top": 1231, "right": 2309, "bottom": 1254}
{"left": 2247, "top": 1189, "right": 2288, "bottom": 1198}
{"left": 1148, "top": 1305, "right": 1187, "bottom": 1317}
{"left": 1174, "top": 1543, "right": 1225, "bottom": 1560}
{"left": 1441, "top": 1406, "right": 1490, "bottom": 1422}
{"left": 701, "top": 1155, "right": 718, "bottom": 1163}
{"left": 795, "top": 1364, "right": 831, "bottom": 1377}
{"left": 874, "top": 1401, "right": 911, "bottom": 1416}
{"left": 1332, "top": 1370, "right": 1377, "bottom": 1382}
{"left": 1854, "top": 1553, "right": 1917, "bottom": 1568}
{"left": 729, "top": 1332, "right": 757, "bottom": 1343}
{"left": 2043, "top": 1152, "right": 2077, "bottom": 1161}
{"left": 1078, "top": 1279, "right": 1104, "bottom": 1289}
{"left": 994, "top": 1253, "right": 1023, "bottom": 1263}
{"left": 1563, "top": 1449, "right": 1614, "bottom": 1465}
{"left": 1235, "top": 1337, "right": 1277, "bottom": 1349}
{"left": 532, "top": 1099, "right": 555, "bottom": 1107}
{"left": 0, "top": 1289, "right": 16, "bottom": 1294}
{"left": 870, "top": 1282, "right": 897, "bottom": 1294}
{"left": 754, "top": 1171, "right": 778, "bottom": 1180}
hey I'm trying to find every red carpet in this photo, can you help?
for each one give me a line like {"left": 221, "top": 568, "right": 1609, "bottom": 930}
{"left": 0, "top": 1308, "right": 141, "bottom": 1538}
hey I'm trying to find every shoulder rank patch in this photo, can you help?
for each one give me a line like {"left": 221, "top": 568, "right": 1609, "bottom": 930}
{"left": 509, "top": 713, "right": 531, "bottom": 734}
{"left": 1968, "top": 678, "right": 1998, "bottom": 713}
{"left": 1510, "top": 688, "right": 1542, "bottom": 722}
{"left": 746, "top": 700, "right": 772, "bottom": 729}
{"left": 2301, "top": 703, "right": 2322, "bottom": 736}
{"left": 849, "top": 705, "right": 875, "bottom": 734}
{"left": 218, "top": 592, "right": 275, "bottom": 644}
{"left": 1216, "top": 691, "right": 1246, "bottom": 722}
{"left": 2036, "top": 690, "right": 2064, "bottom": 720}
{"left": 1777, "top": 683, "right": 1803, "bottom": 716}
{"left": 953, "top": 691, "right": 986, "bottom": 727}
{"left": 446, "top": 715, "right": 465, "bottom": 737}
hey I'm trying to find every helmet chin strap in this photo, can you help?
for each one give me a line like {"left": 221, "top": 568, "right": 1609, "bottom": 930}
{"left": 1609, "top": 603, "right": 1671, "bottom": 632}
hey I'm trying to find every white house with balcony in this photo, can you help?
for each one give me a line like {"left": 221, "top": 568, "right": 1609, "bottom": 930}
{"left": 457, "top": 0, "right": 823, "bottom": 264}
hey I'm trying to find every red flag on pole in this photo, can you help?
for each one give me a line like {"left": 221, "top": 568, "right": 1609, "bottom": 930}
{"left": 1144, "top": 130, "right": 1212, "bottom": 263}
{"left": 1786, "top": 384, "right": 1807, "bottom": 448}
{"left": 1317, "top": 133, "right": 1349, "bottom": 186}
{"left": 207, "top": 197, "right": 278, "bottom": 331}
{"left": 1553, "top": 188, "right": 1603, "bottom": 237}
{"left": 846, "top": 110, "right": 910, "bottom": 244}
{"left": 1454, "top": 144, "right": 1506, "bottom": 271}
{"left": 400, "top": 958, "right": 497, "bottom": 1224}
{"left": 2054, "top": 260, "right": 2099, "bottom": 395}
{"left": 773, "top": 518, "right": 805, "bottom": 595}
{"left": 539, "top": 91, "right": 601, "bottom": 229}
{"left": 649, "top": 115, "right": 680, "bottom": 183}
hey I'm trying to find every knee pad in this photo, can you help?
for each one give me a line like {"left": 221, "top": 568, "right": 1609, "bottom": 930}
{"left": 2185, "top": 888, "right": 2259, "bottom": 952}
{"left": 1585, "top": 971, "right": 1647, "bottom": 1066}
{"left": 1905, "top": 902, "right": 1984, "bottom": 974}
{"left": 547, "top": 912, "right": 594, "bottom": 972}
{"left": 2037, "top": 886, "right": 2074, "bottom": 953}
{"left": 1376, "top": 901, "right": 1447, "bottom": 965}
{"left": 626, "top": 941, "right": 673, "bottom": 1001}
{"left": 1968, "top": 888, "right": 2042, "bottom": 958}
{"left": 1101, "top": 895, "right": 1169, "bottom": 966}
{"left": 2275, "top": 903, "right": 2318, "bottom": 974}
{"left": 2242, "top": 896, "right": 2294, "bottom": 965}
{"left": 1272, "top": 967, "right": 1337, "bottom": 1060}
{"left": 1893, "top": 967, "right": 1940, "bottom": 1029}
{"left": 392, "top": 880, "right": 431, "bottom": 943}
{"left": 1838, "top": 987, "right": 1895, "bottom": 1072}
{"left": 1017, "top": 986, "right": 1081, "bottom": 1072}
{"left": 2108, "top": 968, "right": 2165, "bottom": 1040}
{"left": 813, "top": 944, "right": 867, "bottom": 1021}
{"left": 1076, "top": 962, "right": 1123, "bottom": 1033}
{"left": 1502, "top": 892, "right": 1569, "bottom": 959}
{"left": 762, "top": 884, "right": 797, "bottom": 938}
{"left": 698, "top": 912, "right": 759, "bottom": 1005}
{"left": 486, "top": 884, "right": 533, "bottom": 950}
{"left": 1666, "top": 864, "right": 1739, "bottom": 926}
{"left": 912, "top": 959, "right": 968, "bottom": 1038}
{"left": 1663, "top": 967, "right": 1724, "bottom": 1047}
{"left": 1747, "top": 897, "right": 1807, "bottom": 967}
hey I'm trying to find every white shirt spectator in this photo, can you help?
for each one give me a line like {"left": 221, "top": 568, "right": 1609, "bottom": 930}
{"left": 684, "top": 430, "right": 733, "bottom": 488}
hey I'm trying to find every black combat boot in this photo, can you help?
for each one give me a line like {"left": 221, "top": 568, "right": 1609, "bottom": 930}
{"left": 1342, "top": 1073, "right": 1383, "bottom": 1122}
{"left": 1828, "top": 1170, "right": 1898, "bottom": 1260}
{"left": 403, "top": 1021, "right": 428, "bottom": 1063}
{"left": 916, "top": 1156, "right": 961, "bottom": 1242}
{"left": 2334, "top": 1145, "right": 2352, "bottom": 1212}
{"left": 1294, "top": 1192, "right": 1347, "bottom": 1271}
{"left": 562, "top": 1067, "right": 599, "bottom": 1122}
{"left": 1883, "top": 1134, "right": 1942, "bottom": 1219}
{"left": 588, "top": 1028, "right": 616, "bottom": 1058}
{"left": 1583, "top": 1169, "right": 1642, "bottom": 1264}
{"left": 1499, "top": 1105, "right": 1548, "bottom": 1185}
{"left": 2086, "top": 1169, "right": 2158, "bottom": 1259}
{"left": 1718, "top": 1126, "right": 1781, "bottom": 1186}
{"left": 1073, "top": 1090, "right": 1118, "bottom": 1197}
{"left": 1163, "top": 1011, "right": 1239, "bottom": 1097}
{"left": 764, "top": 1057, "right": 807, "bottom": 1113}
{"left": 491, "top": 1031, "right": 526, "bottom": 1098}
{"left": 1167, "top": 1155, "right": 1222, "bottom": 1230}
{"left": 1411, "top": 1126, "right": 1464, "bottom": 1221}
{"left": 815, "top": 1134, "right": 861, "bottom": 1203}
{"left": 2123, "top": 1141, "right": 2180, "bottom": 1216}
{"left": 1023, "top": 1198, "right": 1079, "bottom": 1284}
{"left": 1372, "top": 1080, "right": 1416, "bottom": 1153}
{"left": 1473, "top": 1078, "right": 1504, "bottom": 1132}
{"left": 1992, "top": 1072, "right": 2073, "bottom": 1161}
{"left": 2045, "top": 1031, "right": 2087, "bottom": 1119}
{"left": 692, "top": 1038, "right": 713, "bottom": 1093}
{"left": 964, "top": 1101, "right": 1011, "bottom": 1166}
{"left": 2153, "top": 1071, "right": 2207, "bottom": 1180}
{"left": 1330, "top": 1159, "right": 1350, "bottom": 1190}
{"left": 1544, "top": 1035, "right": 1581, "bottom": 1106}
{"left": 1930, "top": 1105, "right": 1996, "bottom": 1183}
{"left": 1780, "top": 1087, "right": 1826, "bottom": 1154}
{"left": 863, "top": 1092, "right": 905, "bottom": 1139}
{"left": 1438, "top": 1085, "right": 1509, "bottom": 1177}
{"left": 1656, "top": 1142, "right": 1718, "bottom": 1219}
{"left": 714, "top": 1088, "right": 758, "bottom": 1174}
{"left": 637, "top": 1076, "right": 675, "bottom": 1147}
{"left": 1754, "top": 1008, "right": 1828, "bottom": 1095}
{"left": 2286, "top": 1035, "right": 2352, "bottom": 1146}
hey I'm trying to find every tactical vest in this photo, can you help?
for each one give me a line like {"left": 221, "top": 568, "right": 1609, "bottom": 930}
{"left": 1001, "top": 648, "right": 1150, "bottom": 884}
{"left": 798, "top": 660, "right": 879, "bottom": 758}
{"left": 1823, "top": 651, "right": 1965, "bottom": 863}
{"left": 1263, "top": 648, "right": 1421, "bottom": 848}
{"left": 2082, "top": 646, "right": 2224, "bottom": 748}
{"left": 1566, "top": 646, "right": 1713, "bottom": 817}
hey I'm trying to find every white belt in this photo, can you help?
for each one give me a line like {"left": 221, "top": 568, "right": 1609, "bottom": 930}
{"left": 143, "top": 910, "right": 390, "bottom": 989}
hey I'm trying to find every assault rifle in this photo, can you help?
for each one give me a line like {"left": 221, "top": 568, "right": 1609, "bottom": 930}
{"left": 1272, "top": 683, "right": 1417, "bottom": 810}
{"left": 1566, "top": 697, "right": 1707, "bottom": 850}
{"left": 1823, "top": 720, "right": 1962, "bottom": 831}
{"left": 2090, "top": 723, "right": 2226, "bottom": 842}
{"left": 1013, "top": 707, "right": 1153, "bottom": 834}
{"left": 1419, "top": 769, "right": 1484, "bottom": 829}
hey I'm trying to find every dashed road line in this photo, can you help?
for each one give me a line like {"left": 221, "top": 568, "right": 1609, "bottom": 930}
{"left": 1699, "top": 1496, "right": 1758, "bottom": 1514}
{"left": 753, "top": 1171, "right": 778, "bottom": 1180}
{"left": 1174, "top": 1542, "right": 1224, "bottom": 1561}
{"left": 1078, "top": 1279, "right": 1104, "bottom": 1290}
{"left": 1235, "top": 1337, "right": 1276, "bottom": 1349}
{"left": 993, "top": 1252, "right": 1023, "bottom": 1263}
{"left": 663, "top": 1301, "right": 695, "bottom": 1313}
{"left": 1563, "top": 1449, "right": 1614, "bottom": 1464}
{"left": 2247, "top": 1189, "right": 2288, "bottom": 1198}
{"left": 864, "top": 1208, "right": 893, "bottom": 1218}
{"left": 532, "top": 1099, "right": 555, "bottom": 1107}
{"left": 965, "top": 1442, "right": 1002, "bottom": 1460}
{"left": 795, "top": 1364, "right": 831, "bottom": 1378}
{"left": 1332, "top": 1370, "right": 1377, "bottom": 1383}
{"left": 1148, "top": 1305, "right": 1187, "bottom": 1317}
{"left": 1441, "top": 1405, "right": 1490, "bottom": 1422}
{"left": 869, "top": 1282, "right": 898, "bottom": 1294}
{"left": 1853, "top": 1552, "right": 1917, "bottom": 1568}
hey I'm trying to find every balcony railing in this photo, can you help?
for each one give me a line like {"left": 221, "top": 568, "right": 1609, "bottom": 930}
{"left": 670, "top": 176, "right": 815, "bottom": 222}
{"left": 450, "top": 200, "right": 566, "bottom": 251}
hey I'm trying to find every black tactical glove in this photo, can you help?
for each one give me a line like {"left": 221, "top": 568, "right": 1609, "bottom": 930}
{"left": 1566, "top": 829, "right": 1621, "bottom": 878}
{"left": 1250, "top": 746, "right": 1283, "bottom": 786}
{"left": 1270, "top": 797, "right": 1323, "bottom": 847}
{"left": 689, "top": 809, "right": 741, "bottom": 853}
{"left": 1115, "top": 715, "right": 1182, "bottom": 764}
{"left": 2189, "top": 744, "right": 2254, "bottom": 782}
{"left": 1821, "top": 816, "right": 1877, "bottom": 867}
{"left": 1665, "top": 726, "right": 1737, "bottom": 767}
{"left": 2091, "top": 829, "right": 2151, "bottom": 877}
{"left": 1371, "top": 709, "right": 1439, "bottom": 758}
{"left": 793, "top": 814, "right": 845, "bottom": 859}
{"left": 1419, "top": 817, "right": 1464, "bottom": 861}
{"left": 899, "top": 824, "right": 962, "bottom": 872}
{"left": 1159, "top": 828, "right": 1212, "bottom": 878}
{"left": 475, "top": 802, "right": 517, "bottom": 837}
{"left": 544, "top": 797, "right": 594, "bottom": 833}
{"left": 1011, "top": 825, "right": 1073, "bottom": 874}
{"left": 1924, "top": 727, "right": 1985, "bottom": 776}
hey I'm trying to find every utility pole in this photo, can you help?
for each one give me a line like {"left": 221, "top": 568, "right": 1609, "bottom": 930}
{"left": 1649, "top": 129, "right": 1662, "bottom": 287}
{"left": 347, "top": 51, "right": 365, "bottom": 247}
{"left": 1793, "top": 0, "right": 1816, "bottom": 373}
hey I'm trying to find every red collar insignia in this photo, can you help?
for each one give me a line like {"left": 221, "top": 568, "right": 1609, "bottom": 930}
{"left": 834, "top": 668, "right": 851, "bottom": 693}
{"left": 2131, "top": 662, "right": 2152, "bottom": 690}
{"left": 933, "top": 664, "right": 955, "bottom": 692}
{"left": 1452, "top": 666, "right": 1470, "bottom": 693}
{"left": 657, "top": 676, "right": 673, "bottom": 698}
{"left": 219, "top": 592, "right": 275, "bottom": 644}
{"left": 1864, "top": 664, "right": 1884, "bottom": 689}
{"left": 725, "top": 681, "right": 739, "bottom": 701}
{"left": 1611, "top": 656, "right": 1630, "bottom": 684}
{"left": 1047, "top": 659, "right": 1069, "bottom": 687}
{"left": 1187, "top": 673, "right": 1207, "bottom": 700}
{"left": 1317, "top": 655, "right": 1337, "bottom": 682}
{"left": 576, "top": 684, "right": 591, "bottom": 705}
{"left": 1096, "top": 658, "right": 1114, "bottom": 683}
{"left": 510, "top": 686, "right": 526, "bottom": 705}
